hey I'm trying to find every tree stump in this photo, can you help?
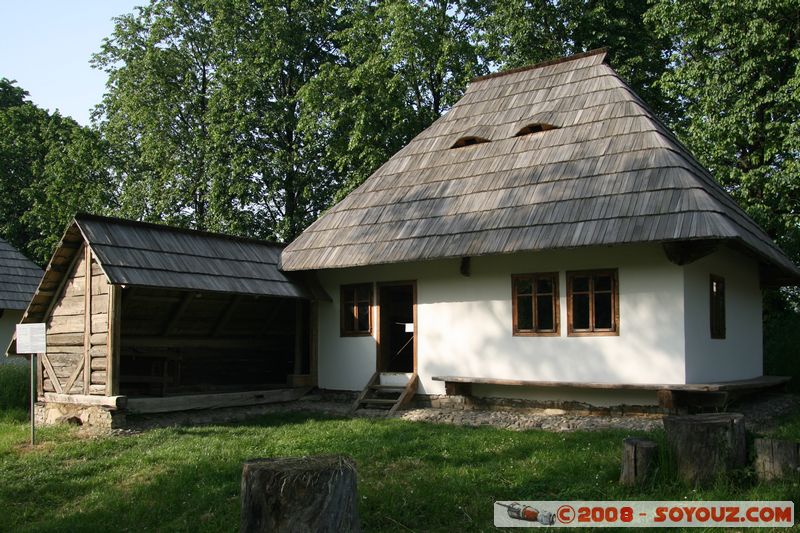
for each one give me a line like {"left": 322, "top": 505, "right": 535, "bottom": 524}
{"left": 620, "top": 437, "right": 658, "bottom": 486}
{"left": 663, "top": 413, "right": 746, "bottom": 486}
{"left": 754, "top": 438, "right": 800, "bottom": 481}
{"left": 240, "top": 455, "right": 360, "bottom": 533}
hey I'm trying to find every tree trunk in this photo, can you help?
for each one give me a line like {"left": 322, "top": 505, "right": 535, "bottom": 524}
{"left": 663, "top": 413, "right": 746, "bottom": 486}
{"left": 619, "top": 437, "right": 658, "bottom": 486}
{"left": 754, "top": 438, "right": 800, "bottom": 481}
{"left": 240, "top": 455, "right": 360, "bottom": 533}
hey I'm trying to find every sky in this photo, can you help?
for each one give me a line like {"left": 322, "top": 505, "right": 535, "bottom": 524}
{"left": 0, "top": 1, "right": 141, "bottom": 126}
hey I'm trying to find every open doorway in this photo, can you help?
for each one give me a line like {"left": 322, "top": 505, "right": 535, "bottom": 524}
{"left": 377, "top": 282, "right": 416, "bottom": 373}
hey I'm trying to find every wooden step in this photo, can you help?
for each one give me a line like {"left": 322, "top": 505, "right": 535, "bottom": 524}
{"left": 370, "top": 385, "right": 405, "bottom": 392}
{"left": 360, "top": 398, "right": 397, "bottom": 405}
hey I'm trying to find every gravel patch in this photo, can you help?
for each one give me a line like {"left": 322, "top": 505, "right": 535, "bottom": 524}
{"left": 85, "top": 392, "right": 800, "bottom": 437}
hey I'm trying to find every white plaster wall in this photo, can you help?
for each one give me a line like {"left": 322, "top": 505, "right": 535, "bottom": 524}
{"left": 0, "top": 309, "right": 25, "bottom": 365}
{"left": 316, "top": 244, "right": 687, "bottom": 395}
{"left": 683, "top": 246, "right": 762, "bottom": 382}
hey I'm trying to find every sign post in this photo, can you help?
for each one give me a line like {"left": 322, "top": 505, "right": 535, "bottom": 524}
{"left": 16, "top": 323, "right": 46, "bottom": 446}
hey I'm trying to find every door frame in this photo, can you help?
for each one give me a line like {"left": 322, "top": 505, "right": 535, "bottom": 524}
{"left": 375, "top": 280, "right": 417, "bottom": 373}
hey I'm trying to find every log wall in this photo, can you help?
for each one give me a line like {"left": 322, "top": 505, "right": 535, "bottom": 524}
{"left": 42, "top": 245, "right": 111, "bottom": 396}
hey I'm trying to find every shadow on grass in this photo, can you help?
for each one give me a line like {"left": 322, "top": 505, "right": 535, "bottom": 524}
{"left": 4, "top": 412, "right": 800, "bottom": 532}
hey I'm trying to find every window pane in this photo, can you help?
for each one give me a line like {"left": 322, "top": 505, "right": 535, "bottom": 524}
{"left": 343, "top": 304, "right": 355, "bottom": 331}
{"left": 536, "top": 295, "right": 554, "bottom": 330}
{"left": 594, "top": 292, "right": 612, "bottom": 329}
{"left": 572, "top": 276, "right": 590, "bottom": 292}
{"left": 536, "top": 277, "right": 553, "bottom": 294}
{"left": 595, "top": 275, "right": 612, "bottom": 292}
{"left": 356, "top": 284, "right": 370, "bottom": 301}
{"left": 517, "top": 295, "right": 533, "bottom": 330}
{"left": 516, "top": 278, "right": 532, "bottom": 295}
{"left": 357, "top": 302, "right": 369, "bottom": 331}
{"left": 573, "top": 294, "right": 590, "bottom": 329}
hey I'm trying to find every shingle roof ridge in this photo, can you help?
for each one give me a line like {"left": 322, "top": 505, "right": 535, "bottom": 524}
{"left": 471, "top": 48, "right": 608, "bottom": 83}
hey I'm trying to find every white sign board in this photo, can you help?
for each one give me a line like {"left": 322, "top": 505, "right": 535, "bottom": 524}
{"left": 16, "top": 323, "right": 46, "bottom": 354}
{"left": 404, "top": 323, "right": 414, "bottom": 333}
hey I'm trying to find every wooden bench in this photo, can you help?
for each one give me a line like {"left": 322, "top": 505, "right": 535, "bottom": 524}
{"left": 432, "top": 375, "right": 790, "bottom": 411}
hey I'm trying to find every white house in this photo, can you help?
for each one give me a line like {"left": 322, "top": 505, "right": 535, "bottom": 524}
{"left": 281, "top": 49, "right": 800, "bottom": 408}
{"left": 0, "top": 237, "right": 42, "bottom": 364}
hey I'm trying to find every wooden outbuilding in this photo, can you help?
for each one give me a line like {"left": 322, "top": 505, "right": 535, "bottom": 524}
{"left": 10, "top": 214, "right": 321, "bottom": 423}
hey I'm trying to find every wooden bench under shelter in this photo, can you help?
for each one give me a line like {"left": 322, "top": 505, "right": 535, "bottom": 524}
{"left": 432, "top": 375, "right": 790, "bottom": 412}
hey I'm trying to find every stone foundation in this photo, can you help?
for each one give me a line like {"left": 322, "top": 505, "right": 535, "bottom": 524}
{"left": 35, "top": 402, "right": 126, "bottom": 429}
{"left": 317, "top": 389, "right": 662, "bottom": 415}
{"left": 412, "top": 394, "right": 662, "bottom": 415}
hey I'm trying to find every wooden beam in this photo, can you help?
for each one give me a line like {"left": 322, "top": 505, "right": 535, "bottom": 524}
{"left": 309, "top": 301, "right": 318, "bottom": 387}
{"left": 40, "top": 243, "right": 85, "bottom": 325}
{"left": 212, "top": 294, "right": 242, "bottom": 337}
{"left": 125, "top": 387, "right": 311, "bottom": 414}
{"left": 121, "top": 336, "right": 289, "bottom": 348}
{"left": 83, "top": 245, "right": 92, "bottom": 394}
{"left": 107, "top": 285, "right": 122, "bottom": 396}
{"left": 63, "top": 357, "right": 85, "bottom": 394}
{"left": 42, "top": 392, "right": 126, "bottom": 409}
{"left": 663, "top": 240, "right": 718, "bottom": 266}
{"left": 293, "top": 300, "right": 303, "bottom": 375}
{"left": 432, "top": 375, "right": 790, "bottom": 392}
{"left": 41, "top": 354, "right": 63, "bottom": 394}
{"left": 162, "top": 292, "right": 193, "bottom": 335}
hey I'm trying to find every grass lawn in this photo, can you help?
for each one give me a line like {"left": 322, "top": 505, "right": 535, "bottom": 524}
{"left": 1, "top": 407, "right": 800, "bottom": 532}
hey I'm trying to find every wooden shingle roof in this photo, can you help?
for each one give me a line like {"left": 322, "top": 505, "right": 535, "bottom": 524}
{"left": 0, "top": 238, "right": 42, "bottom": 310}
{"left": 72, "top": 214, "right": 311, "bottom": 298}
{"left": 281, "top": 49, "right": 799, "bottom": 284}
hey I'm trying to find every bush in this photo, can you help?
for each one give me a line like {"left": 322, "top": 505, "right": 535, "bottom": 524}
{"left": 0, "top": 363, "right": 30, "bottom": 412}
{"left": 764, "top": 311, "right": 800, "bottom": 392}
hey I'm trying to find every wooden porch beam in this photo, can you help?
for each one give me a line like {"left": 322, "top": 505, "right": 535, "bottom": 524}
{"left": 212, "top": 294, "right": 243, "bottom": 337}
{"left": 162, "top": 292, "right": 194, "bottom": 335}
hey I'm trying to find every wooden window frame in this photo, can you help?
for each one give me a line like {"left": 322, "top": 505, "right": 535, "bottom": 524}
{"left": 710, "top": 274, "right": 726, "bottom": 339}
{"left": 340, "top": 283, "right": 373, "bottom": 337}
{"left": 512, "top": 273, "right": 560, "bottom": 336}
{"left": 566, "top": 269, "right": 619, "bottom": 336}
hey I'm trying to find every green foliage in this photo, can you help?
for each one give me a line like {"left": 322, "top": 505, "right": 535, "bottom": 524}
{"left": 0, "top": 364, "right": 29, "bottom": 420}
{"left": 0, "top": 413, "right": 798, "bottom": 531}
{"left": 93, "top": 0, "right": 341, "bottom": 241}
{"left": 0, "top": 79, "right": 112, "bottom": 265}
{"left": 646, "top": 0, "right": 800, "bottom": 259}
{"left": 478, "top": 0, "right": 674, "bottom": 118}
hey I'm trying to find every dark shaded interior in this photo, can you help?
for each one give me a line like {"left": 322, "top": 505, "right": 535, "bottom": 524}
{"left": 119, "top": 287, "right": 310, "bottom": 397}
{"left": 379, "top": 284, "right": 414, "bottom": 373}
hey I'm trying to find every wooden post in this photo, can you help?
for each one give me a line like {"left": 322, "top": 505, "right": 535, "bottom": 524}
{"left": 619, "top": 437, "right": 657, "bottom": 486}
{"left": 754, "top": 438, "right": 800, "bottom": 481}
{"left": 83, "top": 246, "right": 92, "bottom": 394}
{"left": 240, "top": 456, "right": 360, "bottom": 533}
{"left": 663, "top": 413, "right": 746, "bottom": 486}
{"left": 107, "top": 285, "right": 122, "bottom": 396}
{"left": 293, "top": 300, "right": 303, "bottom": 376}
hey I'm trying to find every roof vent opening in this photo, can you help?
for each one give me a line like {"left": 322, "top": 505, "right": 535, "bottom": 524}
{"left": 514, "top": 123, "right": 557, "bottom": 136}
{"left": 451, "top": 136, "right": 490, "bottom": 149}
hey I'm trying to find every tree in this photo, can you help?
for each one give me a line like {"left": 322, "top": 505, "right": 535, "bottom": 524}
{"left": 646, "top": 0, "right": 800, "bottom": 256}
{"left": 93, "top": 0, "right": 219, "bottom": 231}
{"left": 94, "top": 0, "right": 341, "bottom": 242}
{"left": 0, "top": 79, "right": 112, "bottom": 264}
{"left": 478, "top": 0, "right": 673, "bottom": 118}
{"left": 300, "top": 0, "right": 486, "bottom": 198}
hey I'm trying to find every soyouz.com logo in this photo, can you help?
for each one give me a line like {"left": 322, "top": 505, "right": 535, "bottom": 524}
{"left": 493, "top": 501, "right": 794, "bottom": 528}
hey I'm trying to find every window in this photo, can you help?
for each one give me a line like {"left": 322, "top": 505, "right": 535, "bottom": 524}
{"left": 567, "top": 270, "right": 618, "bottom": 335}
{"left": 341, "top": 283, "right": 372, "bottom": 336}
{"left": 514, "top": 123, "right": 557, "bottom": 136}
{"left": 710, "top": 275, "right": 725, "bottom": 339}
{"left": 512, "top": 273, "right": 560, "bottom": 336}
{"left": 451, "top": 136, "right": 490, "bottom": 148}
